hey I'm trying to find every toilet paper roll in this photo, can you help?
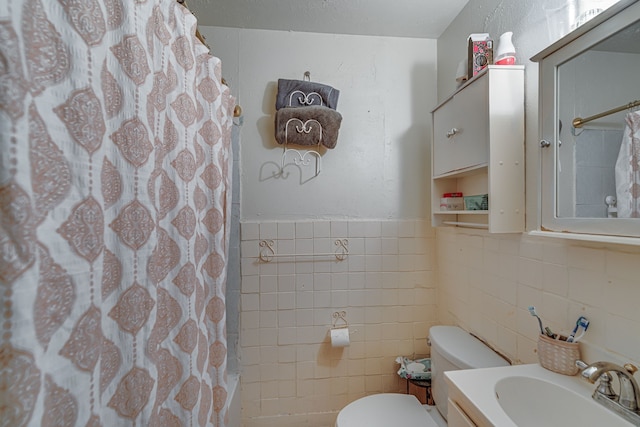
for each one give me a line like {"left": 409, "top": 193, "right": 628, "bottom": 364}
{"left": 330, "top": 327, "right": 350, "bottom": 347}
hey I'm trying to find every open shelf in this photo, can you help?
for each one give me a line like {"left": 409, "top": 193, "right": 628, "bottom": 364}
{"left": 433, "top": 163, "right": 488, "bottom": 180}
{"left": 434, "top": 210, "right": 488, "bottom": 215}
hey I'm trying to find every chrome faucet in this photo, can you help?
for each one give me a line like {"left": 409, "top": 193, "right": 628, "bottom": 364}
{"left": 576, "top": 359, "right": 640, "bottom": 425}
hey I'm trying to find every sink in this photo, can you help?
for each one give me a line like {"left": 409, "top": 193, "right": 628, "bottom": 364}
{"left": 446, "top": 364, "right": 636, "bottom": 427}
{"left": 495, "top": 375, "right": 633, "bottom": 427}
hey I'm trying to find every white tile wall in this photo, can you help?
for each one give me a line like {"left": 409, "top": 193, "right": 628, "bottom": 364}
{"left": 240, "top": 219, "right": 436, "bottom": 426}
{"left": 437, "top": 227, "right": 640, "bottom": 368}
{"left": 240, "top": 219, "right": 640, "bottom": 427}
{"left": 575, "top": 129, "right": 623, "bottom": 218}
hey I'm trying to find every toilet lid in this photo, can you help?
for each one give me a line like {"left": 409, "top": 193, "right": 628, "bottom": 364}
{"left": 336, "top": 394, "right": 437, "bottom": 427}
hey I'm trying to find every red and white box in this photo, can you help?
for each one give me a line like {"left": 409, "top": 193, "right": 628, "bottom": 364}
{"left": 467, "top": 33, "right": 493, "bottom": 78}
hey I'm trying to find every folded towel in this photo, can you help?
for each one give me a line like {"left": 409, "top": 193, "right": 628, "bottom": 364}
{"left": 276, "top": 79, "right": 340, "bottom": 110}
{"left": 395, "top": 356, "right": 431, "bottom": 380}
{"left": 275, "top": 106, "right": 342, "bottom": 149}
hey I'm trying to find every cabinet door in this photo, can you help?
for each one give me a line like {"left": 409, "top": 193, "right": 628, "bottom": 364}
{"left": 447, "top": 398, "right": 477, "bottom": 427}
{"left": 432, "top": 75, "right": 489, "bottom": 177}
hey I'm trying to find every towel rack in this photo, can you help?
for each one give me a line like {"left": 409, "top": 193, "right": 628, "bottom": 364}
{"left": 258, "top": 239, "right": 348, "bottom": 262}
{"left": 281, "top": 146, "right": 322, "bottom": 176}
{"left": 281, "top": 117, "right": 324, "bottom": 176}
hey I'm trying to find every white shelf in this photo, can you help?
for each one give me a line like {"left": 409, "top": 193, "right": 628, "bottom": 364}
{"left": 434, "top": 210, "right": 488, "bottom": 215}
{"left": 442, "top": 221, "right": 489, "bottom": 229}
{"left": 433, "top": 164, "right": 487, "bottom": 180}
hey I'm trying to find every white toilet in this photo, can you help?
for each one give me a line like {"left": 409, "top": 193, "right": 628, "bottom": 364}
{"left": 336, "top": 325, "right": 509, "bottom": 427}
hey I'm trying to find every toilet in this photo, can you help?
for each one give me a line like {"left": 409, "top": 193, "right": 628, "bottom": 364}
{"left": 336, "top": 325, "right": 509, "bottom": 427}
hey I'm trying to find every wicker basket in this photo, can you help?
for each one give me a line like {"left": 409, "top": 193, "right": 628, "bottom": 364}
{"left": 537, "top": 334, "right": 580, "bottom": 375}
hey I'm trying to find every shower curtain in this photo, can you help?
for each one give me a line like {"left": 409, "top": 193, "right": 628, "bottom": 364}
{"left": 615, "top": 111, "right": 640, "bottom": 218}
{"left": 0, "top": 0, "right": 234, "bottom": 426}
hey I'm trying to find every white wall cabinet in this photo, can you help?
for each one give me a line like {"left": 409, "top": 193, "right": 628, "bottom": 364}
{"left": 431, "top": 65, "right": 524, "bottom": 233}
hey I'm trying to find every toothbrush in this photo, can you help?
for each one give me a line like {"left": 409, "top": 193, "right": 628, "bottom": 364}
{"left": 566, "top": 316, "right": 587, "bottom": 342}
{"left": 528, "top": 306, "right": 545, "bottom": 335}
{"left": 570, "top": 317, "right": 590, "bottom": 343}
{"left": 545, "top": 326, "right": 558, "bottom": 339}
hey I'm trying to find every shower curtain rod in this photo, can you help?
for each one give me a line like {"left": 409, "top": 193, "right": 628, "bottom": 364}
{"left": 573, "top": 99, "right": 640, "bottom": 128}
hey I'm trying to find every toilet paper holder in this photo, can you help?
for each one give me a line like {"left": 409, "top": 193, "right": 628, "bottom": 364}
{"left": 331, "top": 311, "right": 349, "bottom": 329}
{"left": 330, "top": 311, "right": 350, "bottom": 347}
{"left": 332, "top": 311, "right": 348, "bottom": 329}
{"left": 331, "top": 311, "right": 358, "bottom": 335}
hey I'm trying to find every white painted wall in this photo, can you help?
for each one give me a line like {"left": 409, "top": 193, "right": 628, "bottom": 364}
{"left": 199, "top": 27, "right": 437, "bottom": 221}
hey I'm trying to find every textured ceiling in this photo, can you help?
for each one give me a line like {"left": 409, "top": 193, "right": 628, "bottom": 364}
{"left": 185, "top": 0, "right": 469, "bottom": 39}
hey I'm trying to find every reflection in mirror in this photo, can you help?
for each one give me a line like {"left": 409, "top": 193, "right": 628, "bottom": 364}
{"left": 556, "top": 17, "right": 640, "bottom": 219}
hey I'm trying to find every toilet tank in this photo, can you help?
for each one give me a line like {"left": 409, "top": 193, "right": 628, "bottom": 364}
{"left": 428, "top": 326, "right": 509, "bottom": 421}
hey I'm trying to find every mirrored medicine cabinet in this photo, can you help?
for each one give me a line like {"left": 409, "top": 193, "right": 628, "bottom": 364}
{"left": 532, "top": 0, "right": 640, "bottom": 243}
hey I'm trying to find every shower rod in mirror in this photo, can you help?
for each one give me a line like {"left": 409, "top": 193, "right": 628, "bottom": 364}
{"left": 573, "top": 99, "right": 640, "bottom": 128}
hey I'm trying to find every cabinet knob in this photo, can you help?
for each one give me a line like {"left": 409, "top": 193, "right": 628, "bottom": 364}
{"left": 540, "top": 139, "right": 551, "bottom": 148}
{"left": 446, "top": 128, "right": 459, "bottom": 138}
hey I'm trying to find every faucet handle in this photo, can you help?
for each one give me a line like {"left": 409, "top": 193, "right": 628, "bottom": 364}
{"left": 576, "top": 359, "right": 616, "bottom": 397}
{"left": 576, "top": 360, "right": 595, "bottom": 381}
{"left": 624, "top": 364, "right": 638, "bottom": 375}
{"left": 595, "top": 372, "right": 617, "bottom": 399}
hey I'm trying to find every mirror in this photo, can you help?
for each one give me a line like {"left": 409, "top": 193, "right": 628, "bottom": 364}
{"left": 534, "top": 0, "right": 640, "bottom": 239}
{"left": 557, "top": 16, "right": 640, "bottom": 219}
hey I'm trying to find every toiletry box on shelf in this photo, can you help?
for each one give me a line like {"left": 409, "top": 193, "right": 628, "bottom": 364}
{"left": 430, "top": 65, "right": 524, "bottom": 233}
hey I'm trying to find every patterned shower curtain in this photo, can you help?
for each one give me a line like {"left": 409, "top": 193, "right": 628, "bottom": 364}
{"left": 0, "top": 0, "right": 234, "bottom": 426}
{"left": 615, "top": 111, "right": 640, "bottom": 218}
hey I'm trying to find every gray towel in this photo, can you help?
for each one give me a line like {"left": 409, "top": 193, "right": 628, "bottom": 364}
{"left": 275, "top": 106, "right": 342, "bottom": 149}
{"left": 276, "top": 79, "right": 340, "bottom": 110}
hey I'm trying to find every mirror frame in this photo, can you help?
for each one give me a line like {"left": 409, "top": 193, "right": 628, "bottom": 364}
{"left": 532, "top": 0, "right": 640, "bottom": 242}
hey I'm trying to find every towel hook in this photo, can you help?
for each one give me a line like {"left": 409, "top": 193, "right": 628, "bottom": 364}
{"left": 303, "top": 71, "right": 311, "bottom": 81}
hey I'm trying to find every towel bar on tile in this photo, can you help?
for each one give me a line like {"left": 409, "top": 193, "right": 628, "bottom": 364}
{"left": 258, "top": 239, "right": 348, "bottom": 262}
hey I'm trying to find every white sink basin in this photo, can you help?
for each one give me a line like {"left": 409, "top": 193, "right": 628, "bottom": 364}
{"left": 495, "top": 375, "right": 632, "bottom": 427}
{"left": 445, "top": 364, "right": 635, "bottom": 426}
